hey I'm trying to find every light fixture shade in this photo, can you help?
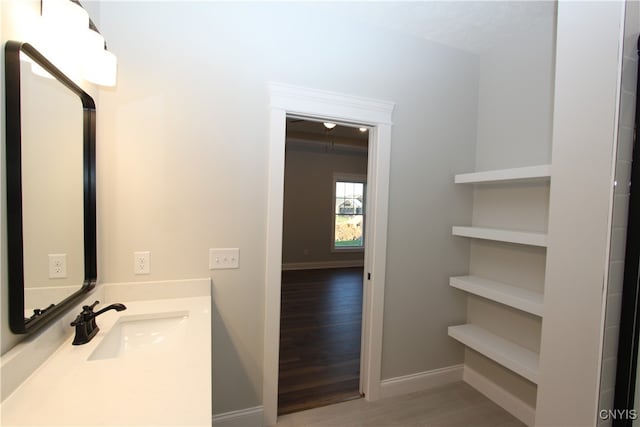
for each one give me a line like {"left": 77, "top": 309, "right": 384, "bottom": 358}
{"left": 323, "top": 122, "right": 337, "bottom": 129}
{"left": 84, "top": 28, "right": 105, "bottom": 51}
{"left": 39, "top": 0, "right": 118, "bottom": 86}
{"left": 84, "top": 48, "right": 117, "bottom": 87}
{"left": 39, "top": 0, "right": 88, "bottom": 82}
{"left": 41, "top": 0, "right": 89, "bottom": 31}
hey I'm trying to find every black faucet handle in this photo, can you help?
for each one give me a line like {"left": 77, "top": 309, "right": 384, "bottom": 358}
{"left": 82, "top": 300, "right": 100, "bottom": 312}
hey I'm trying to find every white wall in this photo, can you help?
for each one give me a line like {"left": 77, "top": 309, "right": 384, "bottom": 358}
{"left": 94, "top": 1, "right": 478, "bottom": 414}
{"left": 282, "top": 141, "right": 367, "bottom": 266}
{"left": 536, "top": 2, "right": 626, "bottom": 425}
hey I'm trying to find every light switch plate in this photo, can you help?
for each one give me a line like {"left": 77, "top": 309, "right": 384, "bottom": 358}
{"left": 209, "top": 248, "right": 240, "bottom": 270}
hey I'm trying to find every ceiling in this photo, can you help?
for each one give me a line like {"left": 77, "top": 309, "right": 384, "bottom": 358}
{"left": 350, "top": 1, "right": 556, "bottom": 54}
{"left": 286, "top": 118, "right": 369, "bottom": 151}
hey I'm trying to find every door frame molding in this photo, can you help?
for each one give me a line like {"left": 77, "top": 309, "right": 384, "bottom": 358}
{"left": 264, "top": 82, "right": 394, "bottom": 425}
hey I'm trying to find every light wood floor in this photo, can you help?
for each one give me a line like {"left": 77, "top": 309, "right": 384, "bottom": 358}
{"left": 276, "top": 381, "right": 525, "bottom": 426}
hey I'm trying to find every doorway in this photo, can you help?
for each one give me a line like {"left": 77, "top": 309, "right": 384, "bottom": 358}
{"left": 278, "top": 118, "right": 369, "bottom": 414}
{"left": 264, "top": 82, "right": 394, "bottom": 425}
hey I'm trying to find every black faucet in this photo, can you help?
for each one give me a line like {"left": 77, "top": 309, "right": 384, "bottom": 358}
{"left": 70, "top": 301, "right": 127, "bottom": 345}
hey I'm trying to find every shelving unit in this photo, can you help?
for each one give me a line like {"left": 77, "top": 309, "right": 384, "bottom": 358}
{"left": 450, "top": 164, "right": 551, "bottom": 425}
{"left": 448, "top": 324, "right": 539, "bottom": 384}
{"left": 452, "top": 226, "right": 547, "bottom": 247}
{"left": 450, "top": 276, "right": 543, "bottom": 316}
{"left": 454, "top": 164, "right": 551, "bottom": 184}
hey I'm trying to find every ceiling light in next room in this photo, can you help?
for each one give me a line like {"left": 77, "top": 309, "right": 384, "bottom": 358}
{"left": 359, "top": 127, "right": 368, "bottom": 132}
{"left": 323, "top": 122, "right": 337, "bottom": 129}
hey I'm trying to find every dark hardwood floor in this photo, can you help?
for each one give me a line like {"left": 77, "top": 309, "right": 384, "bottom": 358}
{"left": 278, "top": 267, "right": 364, "bottom": 415}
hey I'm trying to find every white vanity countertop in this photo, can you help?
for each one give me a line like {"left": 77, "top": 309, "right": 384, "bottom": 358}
{"left": 1, "top": 280, "right": 211, "bottom": 426}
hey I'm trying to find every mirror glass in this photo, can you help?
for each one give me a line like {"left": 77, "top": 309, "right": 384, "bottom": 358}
{"left": 21, "top": 53, "right": 84, "bottom": 314}
{"left": 5, "top": 41, "right": 96, "bottom": 334}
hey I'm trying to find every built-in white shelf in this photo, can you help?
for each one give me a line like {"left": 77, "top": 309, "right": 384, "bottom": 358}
{"left": 448, "top": 324, "right": 539, "bottom": 384}
{"left": 450, "top": 276, "right": 543, "bottom": 317}
{"left": 452, "top": 226, "right": 547, "bottom": 247}
{"left": 454, "top": 164, "right": 551, "bottom": 184}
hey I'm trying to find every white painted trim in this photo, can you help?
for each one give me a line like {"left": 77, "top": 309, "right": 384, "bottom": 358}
{"left": 269, "top": 82, "right": 394, "bottom": 126}
{"left": 463, "top": 366, "right": 535, "bottom": 427}
{"left": 264, "top": 107, "right": 287, "bottom": 426}
{"left": 213, "top": 406, "right": 264, "bottom": 427}
{"left": 359, "top": 123, "right": 392, "bottom": 402}
{"left": 282, "top": 260, "right": 364, "bottom": 271}
{"left": 265, "top": 82, "right": 394, "bottom": 426}
{"left": 379, "top": 365, "right": 464, "bottom": 399}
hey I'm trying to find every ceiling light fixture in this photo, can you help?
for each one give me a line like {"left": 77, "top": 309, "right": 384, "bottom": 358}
{"left": 323, "top": 122, "right": 337, "bottom": 129}
{"left": 359, "top": 127, "right": 368, "bottom": 132}
{"left": 40, "top": 0, "right": 117, "bottom": 87}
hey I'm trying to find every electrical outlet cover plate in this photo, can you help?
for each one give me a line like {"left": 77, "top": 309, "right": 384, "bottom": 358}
{"left": 48, "top": 253, "right": 67, "bottom": 279}
{"left": 134, "top": 251, "right": 150, "bottom": 275}
{"left": 209, "top": 248, "right": 240, "bottom": 270}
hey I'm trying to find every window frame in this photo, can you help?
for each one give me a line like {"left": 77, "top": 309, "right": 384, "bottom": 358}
{"left": 331, "top": 173, "right": 367, "bottom": 252}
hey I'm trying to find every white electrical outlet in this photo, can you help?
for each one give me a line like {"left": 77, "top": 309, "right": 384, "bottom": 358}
{"left": 48, "top": 254, "right": 67, "bottom": 279}
{"left": 209, "top": 248, "right": 240, "bottom": 270}
{"left": 134, "top": 251, "right": 150, "bottom": 274}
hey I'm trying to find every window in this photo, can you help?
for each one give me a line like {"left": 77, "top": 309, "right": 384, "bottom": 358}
{"left": 333, "top": 177, "right": 365, "bottom": 250}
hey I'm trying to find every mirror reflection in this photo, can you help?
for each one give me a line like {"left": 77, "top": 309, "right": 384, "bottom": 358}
{"left": 20, "top": 54, "right": 85, "bottom": 317}
{"left": 5, "top": 41, "right": 96, "bottom": 334}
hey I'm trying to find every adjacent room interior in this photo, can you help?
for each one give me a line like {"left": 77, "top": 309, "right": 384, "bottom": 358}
{"left": 279, "top": 118, "right": 368, "bottom": 414}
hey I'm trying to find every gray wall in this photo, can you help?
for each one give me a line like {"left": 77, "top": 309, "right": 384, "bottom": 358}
{"left": 282, "top": 141, "right": 367, "bottom": 266}
{"left": 93, "top": 1, "right": 478, "bottom": 412}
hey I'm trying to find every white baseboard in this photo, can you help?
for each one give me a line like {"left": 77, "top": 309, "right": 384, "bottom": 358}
{"left": 463, "top": 366, "right": 535, "bottom": 427}
{"left": 213, "top": 406, "right": 264, "bottom": 427}
{"left": 282, "top": 260, "right": 364, "bottom": 271}
{"left": 379, "top": 364, "right": 464, "bottom": 399}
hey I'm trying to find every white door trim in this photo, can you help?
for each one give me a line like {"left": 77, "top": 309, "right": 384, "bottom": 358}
{"left": 264, "top": 82, "right": 394, "bottom": 426}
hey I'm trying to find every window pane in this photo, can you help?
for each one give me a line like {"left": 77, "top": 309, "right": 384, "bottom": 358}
{"left": 344, "top": 182, "right": 354, "bottom": 199}
{"left": 354, "top": 183, "right": 364, "bottom": 199}
{"left": 334, "top": 179, "right": 366, "bottom": 249}
{"left": 335, "top": 214, "right": 364, "bottom": 247}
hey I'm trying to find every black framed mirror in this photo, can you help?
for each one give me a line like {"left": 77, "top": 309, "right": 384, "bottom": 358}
{"left": 4, "top": 40, "right": 96, "bottom": 334}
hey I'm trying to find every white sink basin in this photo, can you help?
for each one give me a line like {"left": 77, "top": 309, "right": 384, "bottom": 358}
{"left": 88, "top": 311, "right": 189, "bottom": 361}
